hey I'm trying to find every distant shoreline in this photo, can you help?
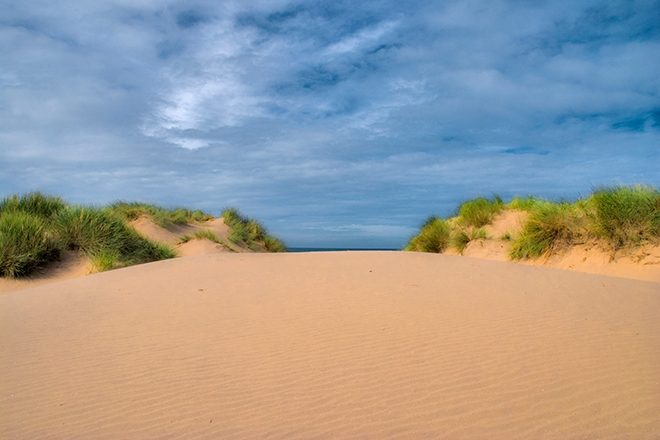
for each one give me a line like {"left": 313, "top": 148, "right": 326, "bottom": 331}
{"left": 288, "top": 247, "right": 399, "bottom": 252}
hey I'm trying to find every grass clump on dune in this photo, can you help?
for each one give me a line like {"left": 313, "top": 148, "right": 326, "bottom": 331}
{"left": 509, "top": 202, "right": 583, "bottom": 260}
{"left": 0, "top": 193, "right": 176, "bottom": 277}
{"left": 457, "top": 196, "right": 503, "bottom": 227}
{"left": 450, "top": 230, "right": 471, "bottom": 254}
{"left": 263, "top": 235, "right": 287, "bottom": 252}
{"left": 0, "top": 192, "right": 66, "bottom": 219}
{"left": 110, "top": 202, "right": 213, "bottom": 228}
{"left": 179, "top": 229, "right": 224, "bottom": 245}
{"left": 0, "top": 210, "right": 60, "bottom": 278}
{"left": 178, "top": 229, "right": 237, "bottom": 252}
{"left": 408, "top": 185, "right": 659, "bottom": 260}
{"left": 589, "top": 186, "right": 659, "bottom": 250}
{"left": 406, "top": 217, "right": 450, "bottom": 253}
{"left": 449, "top": 227, "right": 487, "bottom": 254}
{"left": 507, "top": 196, "right": 544, "bottom": 211}
{"left": 222, "top": 208, "right": 287, "bottom": 252}
{"left": 56, "top": 206, "right": 176, "bottom": 271}
{"left": 1, "top": 192, "right": 286, "bottom": 278}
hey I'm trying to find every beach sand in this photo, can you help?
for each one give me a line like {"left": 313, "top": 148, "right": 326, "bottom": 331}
{"left": 1, "top": 251, "right": 659, "bottom": 438}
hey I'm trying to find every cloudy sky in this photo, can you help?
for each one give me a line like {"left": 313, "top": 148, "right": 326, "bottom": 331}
{"left": 1, "top": 0, "right": 659, "bottom": 247}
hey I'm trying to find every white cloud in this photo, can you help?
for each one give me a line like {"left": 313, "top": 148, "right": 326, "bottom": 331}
{"left": 324, "top": 20, "right": 398, "bottom": 55}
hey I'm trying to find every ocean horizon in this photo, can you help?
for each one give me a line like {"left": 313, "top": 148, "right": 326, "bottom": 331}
{"left": 288, "top": 247, "right": 399, "bottom": 252}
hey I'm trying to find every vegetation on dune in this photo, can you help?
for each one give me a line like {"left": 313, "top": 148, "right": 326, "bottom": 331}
{"left": 407, "top": 186, "right": 659, "bottom": 260}
{"left": 0, "top": 193, "right": 281, "bottom": 278}
{"left": 450, "top": 228, "right": 488, "bottom": 254}
{"left": 509, "top": 202, "right": 584, "bottom": 260}
{"left": 222, "top": 208, "right": 287, "bottom": 252}
{"left": 179, "top": 229, "right": 228, "bottom": 248}
{"left": 411, "top": 195, "right": 501, "bottom": 255}
{"left": 405, "top": 217, "right": 450, "bottom": 253}
{"left": 457, "top": 196, "right": 503, "bottom": 228}
{"left": 0, "top": 210, "right": 60, "bottom": 278}
{"left": 507, "top": 196, "right": 544, "bottom": 211}
{"left": 450, "top": 230, "right": 471, "bottom": 254}
{"left": 0, "top": 193, "right": 288, "bottom": 278}
{"left": 55, "top": 206, "right": 176, "bottom": 271}
{"left": 263, "top": 235, "right": 287, "bottom": 253}
{"left": 589, "top": 186, "right": 660, "bottom": 250}
{"left": 109, "top": 202, "right": 213, "bottom": 228}
{"left": 0, "top": 192, "right": 66, "bottom": 219}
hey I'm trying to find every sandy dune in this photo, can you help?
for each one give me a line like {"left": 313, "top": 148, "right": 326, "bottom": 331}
{"left": 130, "top": 216, "right": 244, "bottom": 253}
{"left": 0, "top": 217, "right": 239, "bottom": 294}
{"left": 452, "top": 211, "right": 660, "bottom": 282}
{"left": 1, "top": 252, "right": 658, "bottom": 439}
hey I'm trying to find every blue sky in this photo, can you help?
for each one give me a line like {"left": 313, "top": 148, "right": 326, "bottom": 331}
{"left": 1, "top": 0, "right": 659, "bottom": 248}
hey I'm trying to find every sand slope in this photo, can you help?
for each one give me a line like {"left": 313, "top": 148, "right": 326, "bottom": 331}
{"left": 0, "top": 251, "right": 91, "bottom": 294}
{"left": 451, "top": 211, "right": 660, "bottom": 282}
{"left": 130, "top": 216, "right": 244, "bottom": 253}
{"left": 1, "top": 252, "right": 658, "bottom": 439}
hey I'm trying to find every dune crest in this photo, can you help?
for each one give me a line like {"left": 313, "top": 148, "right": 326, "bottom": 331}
{"left": 458, "top": 211, "right": 660, "bottom": 282}
{"left": 130, "top": 216, "right": 243, "bottom": 254}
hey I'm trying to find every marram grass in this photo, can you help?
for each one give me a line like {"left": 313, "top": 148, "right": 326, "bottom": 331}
{"left": 589, "top": 186, "right": 659, "bottom": 250}
{"left": 457, "top": 196, "right": 503, "bottom": 228}
{"left": 0, "top": 210, "right": 60, "bottom": 278}
{"left": 0, "top": 192, "right": 67, "bottom": 219}
{"left": 222, "top": 208, "right": 287, "bottom": 252}
{"left": 509, "top": 202, "right": 583, "bottom": 260}
{"left": 109, "top": 202, "right": 213, "bottom": 228}
{"left": 0, "top": 193, "right": 285, "bottom": 278}
{"left": 56, "top": 206, "right": 176, "bottom": 271}
{"left": 405, "top": 217, "right": 450, "bottom": 253}
{"left": 407, "top": 186, "right": 659, "bottom": 260}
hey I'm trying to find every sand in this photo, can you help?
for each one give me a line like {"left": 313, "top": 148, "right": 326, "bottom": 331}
{"left": 1, "top": 251, "right": 658, "bottom": 439}
{"left": 0, "top": 251, "right": 91, "bottom": 294}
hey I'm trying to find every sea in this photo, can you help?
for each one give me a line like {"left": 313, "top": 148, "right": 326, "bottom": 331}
{"left": 288, "top": 248, "right": 399, "bottom": 252}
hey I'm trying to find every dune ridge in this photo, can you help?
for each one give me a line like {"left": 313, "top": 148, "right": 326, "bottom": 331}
{"left": 1, "top": 252, "right": 658, "bottom": 438}
{"left": 0, "top": 216, "right": 253, "bottom": 293}
{"left": 451, "top": 211, "right": 660, "bottom": 282}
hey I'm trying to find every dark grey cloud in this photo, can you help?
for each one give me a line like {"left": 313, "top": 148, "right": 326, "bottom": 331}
{"left": 1, "top": 0, "right": 659, "bottom": 247}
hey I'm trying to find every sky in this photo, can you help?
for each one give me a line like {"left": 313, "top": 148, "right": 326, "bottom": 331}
{"left": 1, "top": 0, "right": 659, "bottom": 248}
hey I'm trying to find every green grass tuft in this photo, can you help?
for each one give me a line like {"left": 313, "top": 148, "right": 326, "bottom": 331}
{"left": 457, "top": 196, "right": 503, "bottom": 227}
{"left": 0, "top": 192, "right": 66, "bottom": 219}
{"left": 470, "top": 228, "right": 488, "bottom": 240}
{"left": 406, "top": 217, "right": 450, "bottom": 253}
{"left": 450, "top": 230, "right": 470, "bottom": 254}
{"left": 509, "top": 203, "right": 582, "bottom": 260}
{"left": 89, "top": 249, "right": 121, "bottom": 272}
{"left": 507, "top": 196, "right": 543, "bottom": 211}
{"left": 264, "top": 235, "right": 287, "bottom": 252}
{"left": 180, "top": 229, "right": 223, "bottom": 245}
{"left": 110, "top": 202, "right": 213, "bottom": 228}
{"left": 0, "top": 211, "right": 61, "bottom": 278}
{"left": 449, "top": 227, "right": 487, "bottom": 254}
{"left": 222, "top": 208, "right": 286, "bottom": 251}
{"left": 56, "top": 206, "right": 176, "bottom": 271}
{"left": 589, "top": 186, "right": 660, "bottom": 249}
